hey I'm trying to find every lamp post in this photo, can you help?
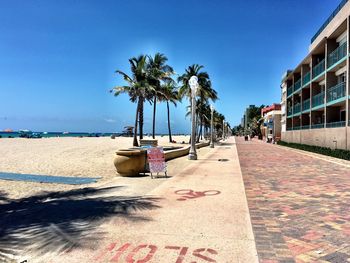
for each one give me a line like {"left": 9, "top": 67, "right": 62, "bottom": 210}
{"left": 188, "top": 76, "right": 198, "bottom": 160}
{"left": 210, "top": 104, "right": 214, "bottom": 148}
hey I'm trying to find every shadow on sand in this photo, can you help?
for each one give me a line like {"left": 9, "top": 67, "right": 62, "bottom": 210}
{"left": 0, "top": 187, "right": 161, "bottom": 262}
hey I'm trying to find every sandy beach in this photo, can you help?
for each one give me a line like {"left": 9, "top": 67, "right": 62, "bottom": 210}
{"left": 0, "top": 135, "right": 213, "bottom": 262}
{"left": 0, "top": 135, "right": 199, "bottom": 199}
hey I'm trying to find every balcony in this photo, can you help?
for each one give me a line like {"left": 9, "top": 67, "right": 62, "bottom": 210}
{"left": 312, "top": 92, "right": 325, "bottom": 108}
{"left": 311, "top": 123, "right": 324, "bottom": 129}
{"left": 311, "top": 0, "right": 349, "bottom": 43}
{"left": 302, "top": 72, "right": 311, "bottom": 86}
{"left": 287, "top": 85, "right": 294, "bottom": 97}
{"left": 327, "top": 82, "right": 346, "bottom": 103}
{"left": 293, "top": 126, "right": 301, "bottom": 130}
{"left": 286, "top": 127, "right": 293, "bottom": 131}
{"left": 293, "top": 103, "right": 301, "bottom": 114}
{"left": 302, "top": 98, "right": 310, "bottom": 111}
{"left": 312, "top": 59, "right": 325, "bottom": 79}
{"left": 301, "top": 125, "right": 310, "bottom": 130}
{"left": 326, "top": 121, "right": 346, "bottom": 128}
{"left": 294, "top": 79, "right": 302, "bottom": 92}
{"left": 328, "top": 42, "right": 347, "bottom": 68}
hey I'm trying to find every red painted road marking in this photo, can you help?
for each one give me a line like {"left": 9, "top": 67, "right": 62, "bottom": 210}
{"left": 175, "top": 189, "right": 221, "bottom": 201}
{"left": 110, "top": 243, "right": 132, "bottom": 262}
{"left": 94, "top": 242, "right": 219, "bottom": 262}
{"left": 192, "top": 248, "right": 218, "bottom": 262}
{"left": 94, "top": 242, "right": 117, "bottom": 261}
{"left": 125, "top": 244, "right": 157, "bottom": 263}
{"left": 164, "top": 246, "right": 189, "bottom": 263}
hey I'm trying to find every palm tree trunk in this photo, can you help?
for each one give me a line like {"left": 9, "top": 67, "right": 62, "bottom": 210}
{"left": 167, "top": 101, "right": 172, "bottom": 143}
{"left": 133, "top": 98, "right": 141, "bottom": 147}
{"left": 139, "top": 97, "right": 144, "bottom": 140}
{"left": 188, "top": 98, "right": 192, "bottom": 144}
{"left": 152, "top": 96, "right": 156, "bottom": 139}
{"left": 196, "top": 114, "right": 200, "bottom": 143}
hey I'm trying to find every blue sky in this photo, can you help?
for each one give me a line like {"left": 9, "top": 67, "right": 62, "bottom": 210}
{"left": 0, "top": 0, "right": 341, "bottom": 133}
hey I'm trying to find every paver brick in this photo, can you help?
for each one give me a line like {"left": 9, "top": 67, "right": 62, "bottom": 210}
{"left": 236, "top": 138, "right": 350, "bottom": 263}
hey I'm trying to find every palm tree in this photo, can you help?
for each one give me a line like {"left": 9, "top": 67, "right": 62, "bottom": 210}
{"left": 186, "top": 99, "right": 211, "bottom": 142}
{"left": 195, "top": 99, "right": 207, "bottom": 141}
{"left": 178, "top": 64, "right": 218, "bottom": 102}
{"left": 147, "top": 53, "right": 174, "bottom": 139}
{"left": 213, "top": 111, "right": 225, "bottom": 138}
{"left": 178, "top": 64, "right": 218, "bottom": 142}
{"left": 160, "top": 79, "right": 179, "bottom": 142}
{"left": 199, "top": 103, "right": 212, "bottom": 140}
{"left": 111, "top": 55, "right": 149, "bottom": 146}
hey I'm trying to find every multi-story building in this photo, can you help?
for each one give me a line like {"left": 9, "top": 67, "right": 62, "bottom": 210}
{"left": 244, "top": 105, "right": 255, "bottom": 129}
{"left": 281, "top": 0, "right": 350, "bottom": 150}
{"left": 261, "top": 104, "right": 282, "bottom": 142}
{"left": 241, "top": 116, "right": 245, "bottom": 128}
{"left": 280, "top": 71, "right": 291, "bottom": 133}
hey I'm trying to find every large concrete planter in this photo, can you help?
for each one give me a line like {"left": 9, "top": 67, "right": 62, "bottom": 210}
{"left": 164, "top": 141, "right": 210, "bottom": 160}
{"left": 114, "top": 148, "right": 147, "bottom": 177}
{"left": 114, "top": 141, "right": 210, "bottom": 176}
{"left": 197, "top": 141, "right": 210, "bottom": 149}
{"left": 164, "top": 146, "right": 190, "bottom": 161}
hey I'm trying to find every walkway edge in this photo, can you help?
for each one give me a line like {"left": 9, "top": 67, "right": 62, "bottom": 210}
{"left": 231, "top": 137, "right": 259, "bottom": 263}
{"left": 274, "top": 144, "right": 350, "bottom": 168}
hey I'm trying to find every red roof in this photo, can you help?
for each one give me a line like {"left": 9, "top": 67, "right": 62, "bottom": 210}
{"left": 261, "top": 104, "right": 281, "bottom": 115}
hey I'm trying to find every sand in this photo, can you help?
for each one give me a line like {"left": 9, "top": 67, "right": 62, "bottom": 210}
{"left": 0, "top": 135, "right": 198, "bottom": 199}
{"left": 0, "top": 135, "right": 215, "bottom": 263}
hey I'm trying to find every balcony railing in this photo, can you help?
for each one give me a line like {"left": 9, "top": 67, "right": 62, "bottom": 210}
{"left": 312, "top": 92, "right": 325, "bottom": 108}
{"left": 287, "top": 109, "right": 293, "bottom": 116}
{"left": 294, "top": 103, "right": 301, "bottom": 114}
{"left": 286, "top": 127, "right": 293, "bottom": 131}
{"left": 327, "top": 82, "right": 346, "bottom": 103}
{"left": 311, "top": 123, "right": 324, "bottom": 129}
{"left": 301, "top": 125, "right": 310, "bottom": 130}
{"left": 312, "top": 59, "right": 325, "bottom": 79}
{"left": 328, "top": 42, "right": 347, "bottom": 68}
{"left": 293, "top": 126, "right": 301, "bottom": 130}
{"left": 311, "top": 0, "right": 348, "bottom": 43}
{"left": 287, "top": 85, "right": 294, "bottom": 96}
{"left": 302, "top": 72, "right": 311, "bottom": 86}
{"left": 294, "top": 79, "right": 302, "bottom": 92}
{"left": 326, "top": 121, "right": 346, "bottom": 128}
{"left": 302, "top": 98, "right": 310, "bottom": 111}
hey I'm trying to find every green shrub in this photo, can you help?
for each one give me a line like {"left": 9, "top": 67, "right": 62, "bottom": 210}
{"left": 277, "top": 141, "right": 350, "bottom": 161}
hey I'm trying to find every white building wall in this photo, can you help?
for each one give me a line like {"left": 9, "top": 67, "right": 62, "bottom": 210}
{"left": 280, "top": 82, "right": 287, "bottom": 132}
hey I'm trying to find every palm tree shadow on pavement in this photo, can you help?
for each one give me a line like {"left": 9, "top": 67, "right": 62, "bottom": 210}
{"left": 217, "top": 141, "right": 234, "bottom": 146}
{"left": 0, "top": 186, "right": 161, "bottom": 262}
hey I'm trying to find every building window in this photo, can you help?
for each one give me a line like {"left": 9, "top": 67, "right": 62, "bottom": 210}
{"left": 338, "top": 73, "right": 346, "bottom": 83}
{"left": 340, "top": 111, "right": 346, "bottom": 121}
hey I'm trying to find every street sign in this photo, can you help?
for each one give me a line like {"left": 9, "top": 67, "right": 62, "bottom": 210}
{"left": 147, "top": 147, "right": 167, "bottom": 178}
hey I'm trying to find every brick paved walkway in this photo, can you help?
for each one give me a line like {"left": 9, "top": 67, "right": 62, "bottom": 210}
{"left": 236, "top": 137, "right": 350, "bottom": 263}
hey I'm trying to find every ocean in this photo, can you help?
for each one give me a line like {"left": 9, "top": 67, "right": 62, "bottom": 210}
{"left": 0, "top": 131, "right": 116, "bottom": 138}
